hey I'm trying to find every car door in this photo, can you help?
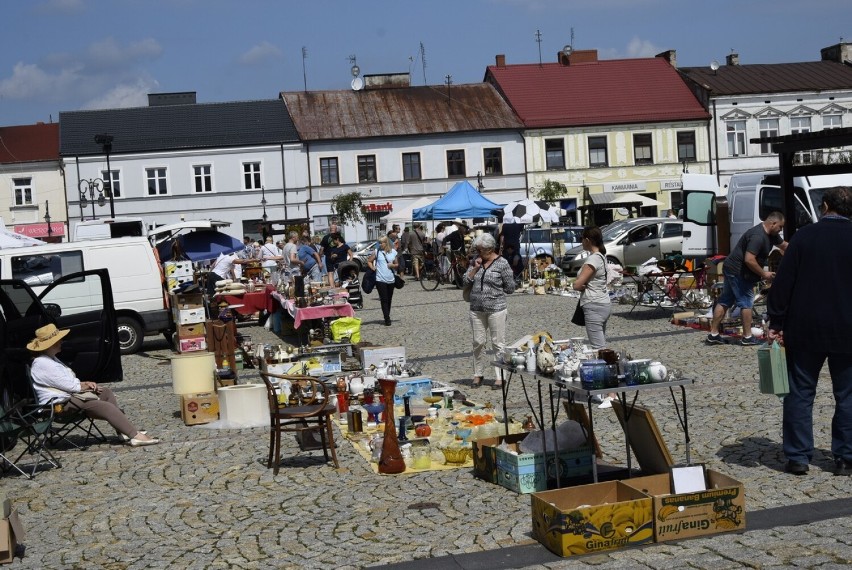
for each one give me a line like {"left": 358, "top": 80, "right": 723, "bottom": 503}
{"left": 659, "top": 222, "right": 684, "bottom": 257}
{"left": 623, "top": 222, "right": 662, "bottom": 266}
{"left": 38, "top": 269, "right": 122, "bottom": 383}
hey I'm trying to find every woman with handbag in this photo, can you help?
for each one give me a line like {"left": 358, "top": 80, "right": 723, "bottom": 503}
{"left": 572, "top": 226, "right": 615, "bottom": 406}
{"left": 367, "top": 235, "right": 399, "bottom": 326}
{"left": 463, "top": 233, "right": 516, "bottom": 388}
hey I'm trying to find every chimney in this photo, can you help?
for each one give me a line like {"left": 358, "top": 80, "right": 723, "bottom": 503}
{"left": 726, "top": 53, "right": 739, "bottom": 66}
{"left": 495, "top": 54, "right": 506, "bottom": 67}
{"left": 558, "top": 49, "right": 598, "bottom": 66}
{"left": 655, "top": 49, "right": 677, "bottom": 68}
{"left": 821, "top": 42, "right": 851, "bottom": 64}
{"left": 148, "top": 92, "right": 197, "bottom": 106}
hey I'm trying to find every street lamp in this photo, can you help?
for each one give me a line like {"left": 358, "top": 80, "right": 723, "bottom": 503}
{"left": 94, "top": 134, "right": 115, "bottom": 218}
{"left": 476, "top": 171, "right": 484, "bottom": 191}
{"left": 260, "top": 185, "right": 268, "bottom": 240}
{"left": 44, "top": 200, "right": 52, "bottom": 239}
{"left": 78, "top": 177, "right": 108, "bottom": 220}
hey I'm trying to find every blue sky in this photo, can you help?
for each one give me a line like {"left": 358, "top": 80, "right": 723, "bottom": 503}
{"left": 2, "top": 0, "right": 850, "bottom": 127}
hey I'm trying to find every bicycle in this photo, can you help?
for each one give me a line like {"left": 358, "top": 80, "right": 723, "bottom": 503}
{"left": 420, "top": 247, "right": 468, "bottom": 291}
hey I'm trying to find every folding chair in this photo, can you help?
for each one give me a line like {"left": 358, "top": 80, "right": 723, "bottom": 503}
{"left": 0, "top": 400, "right": 61, "bottom": 479}
{"left": 25, "top": 365, "right": 107, "bottom": 449}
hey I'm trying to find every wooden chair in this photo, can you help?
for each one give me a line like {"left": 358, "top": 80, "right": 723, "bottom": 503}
{"left": 258, "top": 362, "right": 339, "bottom": 473}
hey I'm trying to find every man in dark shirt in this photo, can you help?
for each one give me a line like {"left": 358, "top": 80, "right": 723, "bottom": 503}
{"left": 767, "top": 187, "right": 852, "bottom": 476}
{"left": 498, "top": 222, "right": 523, "bottom": 256}
{"left": 442, "top": 221, "right": 466, "bottom": 251}
{"left": 325, "top": 233, "right": 351, "bottom": 287}
{"left": 707, "top": 212, "right": 787, "bottom": 346}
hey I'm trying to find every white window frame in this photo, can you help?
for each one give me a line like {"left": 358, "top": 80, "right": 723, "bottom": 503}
{"left": 242, "top": 161, "right": 263, "bottom": 191}
{"left": 100, "top": 169, "right": 121, "bottom": 198}
{"left": 145, "top": 167, "right": 169, "bottom": 196}
{"left": 823, "top": 114, "right": 842, "bottom": 130}
{"left": 758, "top": 118, "right": 779, "bottom": 154}
{"left": 726, "top": 120, "right": 747, "bottom": 157}
{"left": 791, "top": 116, "right": 812, "bottom": 164}
{"left": 12, "top": 177, "right": 34, "bottom": 206}
{"left": 193, "top": 164, "right": 213, "bottom": 193}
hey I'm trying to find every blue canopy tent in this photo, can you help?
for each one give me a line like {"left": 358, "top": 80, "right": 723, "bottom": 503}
{"left": 157, "top": 230, "right": 244, "bottom": 262}
{"left": 412, "top": 180, "right": 504, "bottom": 220}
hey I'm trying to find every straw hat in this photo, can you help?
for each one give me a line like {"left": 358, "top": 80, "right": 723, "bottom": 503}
{"left": 27, "top": 323, "right": 70, "bottom": 352}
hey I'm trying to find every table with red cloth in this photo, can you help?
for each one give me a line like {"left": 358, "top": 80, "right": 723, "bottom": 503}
{"left": 272, "top": 292, "right": 355, "bottom": 328}
{"left": 215, "top": 284, "right": 277, "bottom": 316}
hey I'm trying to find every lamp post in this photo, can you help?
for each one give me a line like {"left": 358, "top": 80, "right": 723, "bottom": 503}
{"left": 476, "top": 171, "right": 484, "bottom": 191}
{"left": 44, "top": 200, "right": 52, "bottom": 239}
{"left": 78, "top": 177, "right": 107, "bottom": 220}
{"left": 260, "top": 185, "right": 268, "bottom": 240}
{"left": 94, "top": 134, "right": 115, "bottom": 218}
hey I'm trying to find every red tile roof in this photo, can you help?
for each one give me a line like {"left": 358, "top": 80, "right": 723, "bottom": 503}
{"left": 486, "top": 56, "right": 710, "bottom": 128}
{"left": 0, "top": 123, "right": 60, "bottom": 164}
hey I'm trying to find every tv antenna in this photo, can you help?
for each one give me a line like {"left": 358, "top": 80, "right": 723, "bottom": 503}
{"left": 302, "top": 46, "right": 308, "bottom": 91}
{"left": 535, "top": 29, "right": 543, "bottom": 66}
{"left": 444, "top": 74, "right": 452, "bottom": 105}
{"left": 420, "top": 42, "right": 427, "bottom": 85}
{"left": 561, "top": 27, "right": 575, "bottom": 58}
{"left": 349, "top": 54, "right": 360, "bottom": 78}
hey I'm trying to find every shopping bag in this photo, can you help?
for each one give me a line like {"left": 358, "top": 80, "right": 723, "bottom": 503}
{"left": 571, "top": 303, "right": 585, "bottom": 327}
{"left": 330, "top": 316, "right": 362, "bottom": 343}
{"left": 757, "top": 341, "right": 789, "bottom": 396}
{"left": 361, "top": 268, "right": 376, "bottom": 294}
{"left": 462, "top": 282, "right": 473, "bottom": 303}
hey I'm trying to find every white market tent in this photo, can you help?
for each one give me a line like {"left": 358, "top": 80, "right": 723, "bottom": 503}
{"left": 380, "top": 197, "right": 434, "bottom": 226}
{"left": 0, "top": 217, "right": 45, "bottom": 248}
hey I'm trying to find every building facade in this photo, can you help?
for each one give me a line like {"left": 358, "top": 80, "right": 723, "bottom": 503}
{"left": 679, "top": 42, "right": 852, "bottom": 188}
{"left": 0, "top": 123, "right": 66, "bottom": 241}
{"left": 486, "top": 50, "right": 711, "bottom": 224}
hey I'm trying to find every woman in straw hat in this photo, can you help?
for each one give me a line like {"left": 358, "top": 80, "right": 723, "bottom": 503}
{"left": 28, "top": 324, "right": 160, "bottom": 447}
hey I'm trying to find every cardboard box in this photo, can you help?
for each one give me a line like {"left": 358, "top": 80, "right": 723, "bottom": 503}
{"left": 531, "top": 481, "right": 654, "bottom": 557}
{"left": 178, "top": 336, "right": 208, "bottom": 353}
{"left": 495, "top": 441, "right": 593, "bottom": 494}
{"left": 180, "top": 392, "right": 220, "bottom": 425}
{"left": 168, "top": 275, "right": 194, "bottom": 291}
{"left": 472, "top": 433, "right": 528, "bottom": 484}
{"left": 178, "top": 322, "right": 207, "bottom": 338}
{"left": 177, "top": 307, "right": 206, "bottom": 325}
{"left": 359, "top": 346, "right": 405, "bottom": 371}
{"left": 164, "top": 261, "right": 193, "bottom": 277}
{"left": 173, "top": 292, "right": 204, "bottom": 310}
{"left": 0, "top": 510, "right": 24, "bottom": 564}
{"left": 621, "top": 469, "right": 746, "bottom": 542}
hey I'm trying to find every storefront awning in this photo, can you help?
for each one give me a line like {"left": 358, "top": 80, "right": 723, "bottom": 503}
{"left": 13, "top": 222, "right": 65, "bottom": 238}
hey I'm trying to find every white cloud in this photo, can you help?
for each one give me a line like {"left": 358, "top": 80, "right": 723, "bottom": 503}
{"left": 238, "top": 42, "right": 283, "bottom": 65}
{"left": 86, "top": 37, "right": 163, "bottom": 71}
{"left": 625, "top": 36, "right": 663, "bottom": 58}
{"left": 0, "top": 61, "right": 82, "bottom": 100}
{"left": 83, "top": 77, "right": 160, "bottom": 111}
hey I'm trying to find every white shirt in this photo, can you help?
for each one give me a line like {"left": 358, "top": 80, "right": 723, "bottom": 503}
{"left": 211, "top": 253, "right": 238, "bottom": 279}
{"left": 260, "top": 243, "right": 279, "bottom": 269}
{"left": 30, "top": 355, "right": 81, "bottom": 404}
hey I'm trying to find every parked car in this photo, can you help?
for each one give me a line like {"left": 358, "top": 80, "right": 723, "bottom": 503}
{"left": 0, "top": 268, "right": 122, "bottom": 406}
{"left": 347, "top": 240, "right": 378, "bottom": 272}
{"left": 560, "top": 218, "right": 683, "bottom": 275}
{"left": 518, "top": 226, "right": 584, "bottom": 263}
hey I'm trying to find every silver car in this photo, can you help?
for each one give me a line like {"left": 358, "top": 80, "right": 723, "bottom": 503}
{"left": 560, "top": 218, "right": 683, "bottom": 275}
{"left": 517, "top": 226, "right": 584, "bottom": 264}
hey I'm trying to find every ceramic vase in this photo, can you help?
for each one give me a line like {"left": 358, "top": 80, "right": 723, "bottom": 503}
{"left": 378, "top": 378, "right": 406, "bottom": 474}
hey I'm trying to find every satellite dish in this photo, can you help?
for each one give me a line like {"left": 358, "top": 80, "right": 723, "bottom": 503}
{"left": 710, "top": 60, "right": 720, "bottom": 71}
{"left": 351, "top": 64, "right": 361, "bottom": 77}
{"left": 616, "top": 207, "right": 629, "bottom": 216}
{"left": 351, "top": 77, "right": 364, "bottom": 91}
{"left": 562, "top": 44, "right": 573, "bottom": 56}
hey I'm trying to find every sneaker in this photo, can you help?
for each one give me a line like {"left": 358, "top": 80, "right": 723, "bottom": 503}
{"left": 706, "top": 333, "right": 724, "bottom": 345}
{"left": 597, "top": 396, "right": 613, "bottom": 409}
{"left": 740, "top": 336, "right": 761, "bottom": 346}
{"left": 785, "top": 461, "right": 809, "bottom": 476}
{"left": 835, "top": 459, "right": 852, "bottom": 476}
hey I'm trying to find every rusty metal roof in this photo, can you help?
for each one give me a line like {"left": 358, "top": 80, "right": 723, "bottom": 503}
{"left": 679, "top": 61, "right": 852, "bottom": 96}
{"left": 280, "top": 83, "right": 523, "bottom": 141}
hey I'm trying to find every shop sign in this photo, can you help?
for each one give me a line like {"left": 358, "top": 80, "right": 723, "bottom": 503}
{"left": 661, "top": 179, "right": 683, "bottom": 191}
{"left": 14, "top": 222, "right": 65, "bottom": 237}
{"left": 605, "top": 181, "right": 647, "bottom": 193}
{"left": 361, "top": 202, "right": 393, "bottom": 213}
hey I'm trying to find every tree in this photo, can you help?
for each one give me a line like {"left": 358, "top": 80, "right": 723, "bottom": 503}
{"left": 330, "top": 192, "right": 365, "bottom": 225}
{"left": 534, "top": 179, "right": 567, "bottom": 203}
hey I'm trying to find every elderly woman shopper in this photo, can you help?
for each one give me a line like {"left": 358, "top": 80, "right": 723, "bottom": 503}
{"left": 368, "top": 235, "right": 399, "bottom": 326}
{"left": 463, "top": 233, "right": 516, "bottom": 388}
{"left": 572, "top": 226, "right": 615, "bottom": 407}
{"left": 28, "top": 324, "right": 160, "bottom": 447}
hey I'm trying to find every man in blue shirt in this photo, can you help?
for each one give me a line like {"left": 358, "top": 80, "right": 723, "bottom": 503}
{"left": 297, "top": 235, "right": 323, "bottom": 282}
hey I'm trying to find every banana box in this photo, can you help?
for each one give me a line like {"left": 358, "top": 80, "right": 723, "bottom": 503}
{"left": 621, "top": 470, "right": 745, "bottom": 542}
{"left": 531, "top": 481, "right": 654, "bottom": 557}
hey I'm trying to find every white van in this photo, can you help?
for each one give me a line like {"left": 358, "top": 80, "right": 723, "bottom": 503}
{"left": 0, "top": 237, "right": 170, "bottom": 354}
{"left": 682, "top": 171, "right": 852, "bottom": 258}
{"left": 73, "top": 217, "right": 146, "bottom": 241}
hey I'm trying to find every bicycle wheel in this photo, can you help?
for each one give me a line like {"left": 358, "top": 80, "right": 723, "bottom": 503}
{"left": 420, "top": 253, "right": 440, "bottom": 291}
{"left": 452, "top": 254, "right": 468, "bottom": 288}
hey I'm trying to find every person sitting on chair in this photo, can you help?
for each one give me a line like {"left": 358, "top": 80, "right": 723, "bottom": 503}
{"left": 28, "top": 324, "right": 160, "bottom": 447}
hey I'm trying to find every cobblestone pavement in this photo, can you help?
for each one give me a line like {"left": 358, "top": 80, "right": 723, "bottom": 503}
{"left": 3, "top": 282, "right": 850, "bottom": 569}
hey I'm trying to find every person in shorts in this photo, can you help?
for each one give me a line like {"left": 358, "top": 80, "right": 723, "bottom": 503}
{"left": 707, "top": 212, "right": 787, "bottom": 346}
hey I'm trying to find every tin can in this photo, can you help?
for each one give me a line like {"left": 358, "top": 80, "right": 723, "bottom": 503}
{"left": 347, "top": 410, "right": 363, "bottom": 433}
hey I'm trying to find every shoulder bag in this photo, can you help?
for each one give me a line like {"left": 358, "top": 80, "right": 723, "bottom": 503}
{"left": 381, "top": 252, "right": 405, "bottom": 289}
{"left": 571, "top": 254, "right": 606, "bottom": 326}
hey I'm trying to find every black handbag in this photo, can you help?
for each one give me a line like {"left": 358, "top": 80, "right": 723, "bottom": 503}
{"left": 571, "top": 303, "right": 586, "bottom": 327}
{"left": 394, "top": 274, "right": 405, "bottom": 289}
{"left": 362, "top": 268, "right": 376, "bottom": 293}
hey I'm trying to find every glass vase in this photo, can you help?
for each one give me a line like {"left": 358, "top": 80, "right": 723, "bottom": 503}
{"left": 378, "top": 378, "right": 406, "bottom": 474}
